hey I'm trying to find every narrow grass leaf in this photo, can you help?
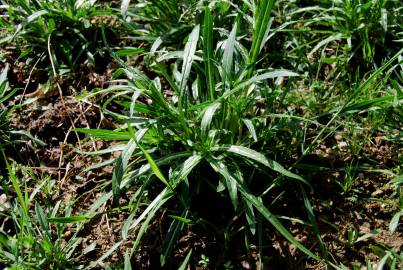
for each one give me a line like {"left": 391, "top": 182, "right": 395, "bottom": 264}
{"left": 171, "top": 154, "right": 203, "bottom": 187}
{"left": 179, "top": 25, "right": 200, "bottom": 110}
{"left": 121, "top": 0, "right": 131, "bottom": 18}
{"left": 87, "top": 191, "right": 112, "bottom": 216}
{"left": 208, "top": 158, "right": 239, "bottom": 210}
{"left": 226, "top": 145, "right": 309, "bottom": 185}
{"left": 136, "top": 143, "right": 169, "bottom": 187}
{"left": 248, "top": 0, "right": 276, "bottom": 77}
{"left": 242, "top": 119, "right": 257, "bottom": 142}
{"left": 116, "top": 47, "right": 144, "bottom": 57}
{"left": 203, "top": 7, "right": 215, "bottom": 99}
{"left": 129, "top": 188, "right": 173, "bottom": 230}
{"left": 4, "top": 158, "right": 28, "bottom": 216}
{"left": 90, "top": 240, "right": 124, "bottom": 268}
{"left": 237, "top": 184, "right": 321, "bottom": 261}
{"left": 178, "top": 249, "right": 192, "bottom": 270}
{"left": 201, "top": 103, "right": 221, "bottom": 136}
{"left": 224, "top": 70, "right": 298, "bottom": 99}
{"left": 301, "top": 185, "right": 328, "bottom": 259}
{"left": 130, "top": 192, "right": 173, "bottom": 253}
{"left": 48, "top": 216, "right": 90, "bottom": 223}
{"left": 74, "top": 128, "right": 132, "bottom": 140}
{"left": 245, "top": 199, "right": 256, "bottom": 235}
{"left": 308, "top": 34, "right": 344, "bottom": 58}
{"left": 161, "top": 211, "right": 188, "bottom": 266}
{"left": 112, "top": 155, "right": 124, "bottom": 201}
{"left": 124, "top": 251, "right": 132, "bottom": 270}
{"left": 35, "top": 202, "right": 50, "bottom": 238}
{"left": 389, "top": 211, "right": 403, "bottom": 232}
{"left": 222, "top": 22, "right": 237, "bottom": 81}
{"left": 376, "top": 252, "right": 391, "bottom": 270}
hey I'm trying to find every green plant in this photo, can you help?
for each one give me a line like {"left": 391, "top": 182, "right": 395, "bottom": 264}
{"left": 370, "top": 244, "right": 403, "bottom": 270}
{"left": 1, "top": 0, "right": 120, "bottom": 74}
{"left": 0, "top": 64, "right": 17, "bottom": 150}
{"left": 0, "top": 160, "right": 82, "bottom": 269}
{"left": 303, "top": 0, "right": 402, "bottom": 69}
{"left": 198, "top": 254, "right": 210, "bottom": 269}
{"left": 76, "top": 1, "right": 333, "bottom": 267}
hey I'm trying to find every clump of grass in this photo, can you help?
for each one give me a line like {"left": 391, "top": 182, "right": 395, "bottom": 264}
{"left": 0, "top": 0, "right": 122, "bottom": 76}
{"left": 77, "top": 1, "right": 332, "bottom": 267}
{"left": 0, "top": 160, "right": 82, "bottom": 269}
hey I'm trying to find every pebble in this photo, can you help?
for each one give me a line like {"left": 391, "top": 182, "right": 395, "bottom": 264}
{"left": 334, "top": 134, "right": 343, "bottom": 141}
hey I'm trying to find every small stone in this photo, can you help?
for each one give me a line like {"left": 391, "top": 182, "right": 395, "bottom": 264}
{"left": 0, "top": 194, "right": 10, "bottom": 212}
{"left": 334, "top": 134, "right": 343, "bottom": 141}
{"left": 338, "top": 141, "right": 348, "bottom": 148}
{"left": 241, "top": 261, "right": 251, "bottom": 269}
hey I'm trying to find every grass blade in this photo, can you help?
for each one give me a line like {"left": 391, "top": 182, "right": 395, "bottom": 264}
{"left": 135, "top": 141, "right": 169, "bottom": 187}
{"left": 242, "top": 119, "right": 257, "bottom": 142}
{"left": 248, "top": 0, "right": 276, "bottom": 77}
{"left": 201, "top": 102, "right": 221, "bottom": 136}
{"left": 225, "top": 145, "right": 309, "bottom": 185}
{"left": 160, "top": 210, "right": 188, "bottom": 266}
{"left": 74, "top": 128, "right": 132, "bottom": 141}
{"left": 124, "top": 251, "right": 132, "bottom": 270}
{"left": 222, "top": 22, "right": 237, "bottom": 83}
{"left": 301, "top": 185, "right": 328, "bottom": 259}
{"left": 179, "top": 25, "right": 200, "bottom": 111}
{"left": 121, "top": 0, "right": 131, "bottom": 18}
{"left": 237, "top": 183, "right": 321, "bottom": 261}
{"left": 203, "top": 7, "right": 215, "bottom": 100}
{"left": 178, "top": 249, "right": 192, "bottom": 270}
